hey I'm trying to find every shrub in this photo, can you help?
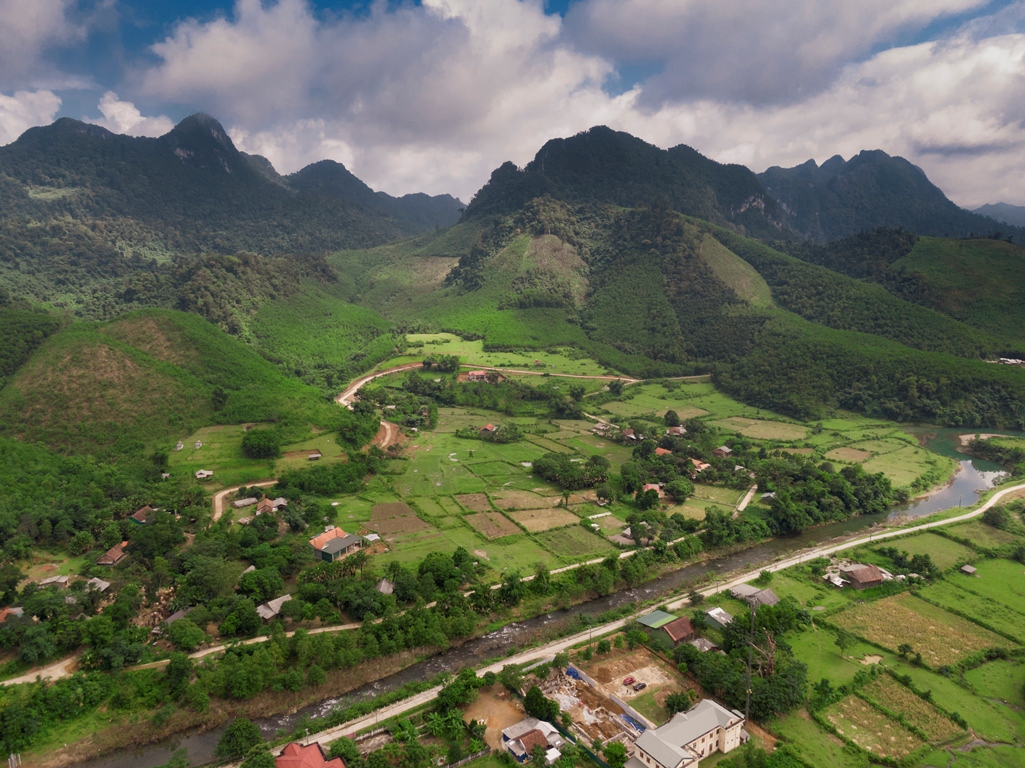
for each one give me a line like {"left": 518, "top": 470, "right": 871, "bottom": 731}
{"left": 241, "top": 429, "right": 281, "bottom": 459}
{"left": 216, "top": 718, "right": 263, "bottom": 761}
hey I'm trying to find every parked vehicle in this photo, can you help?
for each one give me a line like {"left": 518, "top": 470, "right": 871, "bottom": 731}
{"left": 632, "top": 682, "right": 647, "bottom": 691}
{"left": 623, "top": 677, "right": 635, "bottom": 685}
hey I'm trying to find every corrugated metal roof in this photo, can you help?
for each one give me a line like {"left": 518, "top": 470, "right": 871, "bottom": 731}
{"left": 638, "top": 610, "right": 677, "bottom": 628}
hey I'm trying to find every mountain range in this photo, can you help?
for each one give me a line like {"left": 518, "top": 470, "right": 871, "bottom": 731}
{"left": 973, "top": 202, "right": 1025, "bottom": 228}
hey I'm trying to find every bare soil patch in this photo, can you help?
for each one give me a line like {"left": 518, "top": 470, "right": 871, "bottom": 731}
{"left": 463, "top": 685, "right": 525, "bottom": 748}
{"left": 508, "top": 508, "right": 579, "bottom": 532}
{"left": 826, "top": 447, "right": 873, "bottom": 462}
{"left": 466, "top": 512, "right": 521, "bottom": 539}
{"left": 455, "top": 493, "right": 492, "bottom": 512}
{"left": 491, "top": 490, "right": 551, "bottom": 510}
{"left": 370, "top": 502, "right": 430, "bottom": 536}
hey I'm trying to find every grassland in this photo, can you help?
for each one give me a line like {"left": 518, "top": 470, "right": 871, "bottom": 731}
{"left": 916, "top": 579, "right": 1025, "bottom": 642}
{"left": 877, "top": 531, "right": 975, "bottom": 569}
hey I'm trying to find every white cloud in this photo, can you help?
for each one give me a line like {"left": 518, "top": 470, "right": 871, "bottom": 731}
{"left": 0, "top": 89, "right": 62, "bottom": 146}
{"left": 132, "top": 0, "right": 1025, "bottom": 206}
{"left": 88, "top": 92, "right": 175, "bottom": 137}
{"left": 0, "top": 0, "right": 87, "bottom": 90}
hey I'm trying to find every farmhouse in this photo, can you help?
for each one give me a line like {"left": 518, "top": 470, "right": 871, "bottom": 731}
{"left": 690, "top": 458, "right": 710, "bottom": 472}
{"left": 87, "top": 577, "right": 110, "bottom": 593}
{"left": 480, "top": 423, "right": 497, "bottom": 437}
{"left": 729, "top": 584, "right": 780, "bottom": 609}
{"left": 257, "top": 499, "right": 276, "bottom": 515}
{"left": 39, "top": 575, "right": 70, "bottom": 588}
{"left": 655, "top": 447, "right": 672, "bottom": 457}
{"left": 688, "top": 638, "right": 719, "bottom": 653}
{"left": 711, "top": 446, "right": 732, "bottom": 458}
{"left": 233, "top": 497, "right": 258, "bottom": 509}
{"left": 309, "top": 527, "right": 364, "bottom": 562}
{"left": 665, "top": 426, "right": 687, "bottom": 437}
{"left": 375, "top": 577, "right": 395, "bottom": 595}
{"left": 661, "top": 616, "right": 696, "bottom": 645}
{"left": 704, "top": 607, "right": 734, "bottom": 630}
{"left": 130, "top": 506, "right": 154, "bottom": 524}
{"left": 275, "top": 741, "right": 346, "bottom": 768}
{"left": 642, "top": 483, "right": 665, "bottom": 499}
{"left": 467, "top": 370, "right": 488, "bottom": 382}
{"left": 502, "top": 718, "right": 565, "bottom": 763}
{"left": 0, "top": 606, "right": 24, "bottom": 623}
{"left": 632, "top": 699, "right": 746, "bottom": 768}
{"left": 840, "top": 563, "right": 884, "bottom": 590}
{"left": 257, "top": 594, "right": 293, "bottom": 621}
{"left": 623, "top": 429, "right": 638, "bottom": 441}
{"left": 98, "top": 542, "right": 127, "bottom": 566}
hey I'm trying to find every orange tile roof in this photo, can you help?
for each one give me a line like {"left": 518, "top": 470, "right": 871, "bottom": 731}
{"left": 309, "top": 528, "right": 349, "bottom": 550}
{"left": 662, "top": 616, "right": 695, "bottom": 642}
{"left": 655, "top": 447, "right": 672, "bottom": 456}
{"left": 276, "top": 743, "right": 345, "bottom": 768}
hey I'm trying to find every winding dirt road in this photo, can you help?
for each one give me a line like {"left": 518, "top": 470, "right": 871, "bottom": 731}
{"left": 212, "top": 480, "right": 277, "bottom": 522}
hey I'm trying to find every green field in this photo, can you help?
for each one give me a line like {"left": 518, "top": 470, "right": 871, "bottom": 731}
{"left": 878, "top": 532, "right": 975, "bottom": 570}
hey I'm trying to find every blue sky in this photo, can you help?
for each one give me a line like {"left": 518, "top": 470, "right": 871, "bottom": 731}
{"left": 2, "top": 0, "right": 1025, "bottom": 205}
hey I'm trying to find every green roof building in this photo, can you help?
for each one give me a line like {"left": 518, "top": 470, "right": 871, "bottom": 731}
{"left": 637, "top": 610, "right": 677, "bottom": 629}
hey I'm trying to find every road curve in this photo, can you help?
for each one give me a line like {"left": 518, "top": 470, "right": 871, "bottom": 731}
{"left": 212, "top": 480, "right": 277, "bottom": 522}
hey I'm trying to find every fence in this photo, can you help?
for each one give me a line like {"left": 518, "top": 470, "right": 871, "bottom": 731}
{"left": 354, "top": 727, "right": 388, "bottom": 743}
{"left": 446, "top": 748, "right": 493, "bottom": 768}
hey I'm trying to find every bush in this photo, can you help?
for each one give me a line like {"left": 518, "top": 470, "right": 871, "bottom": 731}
{"left": 241, "top": 429, "right": 281, "bottom": 459}
{"left": 216, "top": 718, "right": 263, "bottom": 761}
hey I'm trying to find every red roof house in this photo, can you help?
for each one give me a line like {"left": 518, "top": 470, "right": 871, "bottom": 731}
{"left": 661, "top": 616, "right": 695, "bottom": 644}
{"left": 654, "top": 447, "right": 672, "bottom": 457}
{"left": 276, "top": 743, "right": 345, "bottom": 768}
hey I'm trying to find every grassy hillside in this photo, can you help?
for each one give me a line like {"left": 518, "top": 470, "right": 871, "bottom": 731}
{"left": 0, "top": 307, "right": 64, "bottom": 389}
{"left": 0, "top": 309, "right": 345, "bottom": 456}
{"left": 892, "top": 237, "right": 1025, "bottom": 343}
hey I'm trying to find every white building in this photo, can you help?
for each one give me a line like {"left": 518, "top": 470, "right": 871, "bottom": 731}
{"left": 632, "top": 699, "right": 745, "bottom": 768}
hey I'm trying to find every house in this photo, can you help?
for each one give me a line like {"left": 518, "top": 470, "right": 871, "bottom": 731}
{"left": 309, "top": 527, "right": 364, "bottom": 562}
{"left": 690, "top": 458, "right": 711, "bottom": 472}
{"left": 704, "top": 607, "right": 734, "bottom": 630}
{"left": 502, "top": 719, "right": 565, "bottom": 763}
{"left": 257, "top": 499, "right": 275, "bottom": 515}
{"left": 622, "top": 429, "right": 638, "bottom": 441}
{"left": 665, "top": 426, "right": 687, "bottom": 437}
{"left": 662, "top": 617, "right": 696, "bottom": 645}
{"left": 195, "top": 469, "right": 213, "bottom": 480}
{"left": 729, "top": 584, "right": 780, "bottom": 609}
{"left": 39, "top": 575, "right": 70, "bottom": 588}
{"left": 0, "top": 606, "right": 24, "bottom": 623}
{"left": 839, "top": 564, "right": 884, "bottom": 590}
{"left": 308, "top": 451, "right": 322, "bottom": 461}
{"left": 961, "top": 564, "right": 978, "bottom": 575}
{"left": 655, "top": 447, "right": 672, "bottom": 457}
{"left": 233, "top": 498, "right": 258, "bottom": 509}
{"left": 275, "top": 741, "right": 346, "bottom": 768}
{"left": 593, "top": 423, "right": 612, "bottom": 436}
{"left": 760, "top": 492, "right": 776, "bottom": 501}
{"left": 130, "top": 506, "right": 154, "bottom": 524}
{"left": 376, "top": 578, "right": 395, "bottom": 595}
{"left": 87, "top": 577, "right": 111, "bottom": 593}
{"left": 257, "top": 594, "right": 293, "bottom": 621}
{"left": 712, "top": 446, "right": 733, "bottom": 458}
{"left": 98, "top": 542, "right": 127, "bottom": 566}
{"left": 467, "top": 370, "right": 488, "bottom": 382}
{"left": 480, "top": 424, "right": 497, "bottom": 437}
{"left": 642, "top": 483, "right": 665, "bottom": 499}
{"left": 270, "top": 497, "right": 288, "bottom": 510}
{"left": 632, "top": 699, "right": 746, "bottom": 768}
{"left": 154, "top": 607, "right": 195, "bottom": 634}
{"left": 637, "top": 610, "right": 678, "bottom": 642}
{"left": 687, "top": 638, "right": 719, "bottom": 653}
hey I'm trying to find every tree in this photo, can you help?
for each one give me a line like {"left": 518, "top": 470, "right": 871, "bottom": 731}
{"left": 306, "top": 664, "right": 326, "bottom": 687}
{"left": 241, "top": 747, "right": 277, "bottom": 768}
{"left": 524, "top": 685, "right": 559, "bottom": 722}
{"left": 897, "top": 643, "right": 913, "bottom": 658}
{"left": 604, "top": 742, "right": 627, "bottom": 768}
{"left": 597, "top": 639, "right": 611, "bottom": 654}
{"left": 664, "top": 410, "right": 681, "bottom": 427}
{"left": 166, "top": 652, "right": 194, "bottom": 700}
{"left": 834, "top": 629, "right": 855, "bottom": 659}
{"left": 216, "top": 718, "right": 263, "bottom": 761}
{"left": 167, "top": 618, "right": 206, "bottom": 652}
{"left": 241, "top": 429, "right": 281, "bottom": 459}
{"left": 664, "top": 691, "right": 692, "bottom": 716}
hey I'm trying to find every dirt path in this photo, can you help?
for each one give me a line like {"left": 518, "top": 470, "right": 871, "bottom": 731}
{"left": 733, "top": 484, "right": 758, "bottom": 518}
{"left": 336, "top": 363, "right": 423, "bottom": 408}
{"left": 371, "top": 421, "right": 401, "bottom": 449}
{"left": 0, "top": 654, "right": 79, "bottom": 687}
{"left": 211, "top": 480, "right": 277, "bottom": 522}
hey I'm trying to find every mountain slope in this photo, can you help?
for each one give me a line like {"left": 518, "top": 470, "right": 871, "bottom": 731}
{"left": 973, "top": 202, "right": 1025, "bottom": 228}
{"left": 0, "top": 309, "right": 348, "bottom": 455}
{"left": 463, "top": 126, "right": 790, "bottom": 239}
{"left": 287, "top": 160, "right": 463, "bottom": 230}
{"left": 758, "top": 151, "right": 1025, "bottom": 242}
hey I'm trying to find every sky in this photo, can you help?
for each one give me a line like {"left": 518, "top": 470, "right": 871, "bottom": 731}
{"left": 1, "top": 0, "right": 1025, "bottom": 207}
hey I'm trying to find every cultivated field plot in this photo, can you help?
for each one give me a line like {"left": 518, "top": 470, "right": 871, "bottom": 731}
{"left": 880, "top": 532, "right": 974, "bottom": 570}
{"left": 455, "top": 493, "right": 492, "bottom": 512}
{"left": 691, "top": 484, "right": 745, "bottom": 506}
{"left": 824, "top": 695, "right": 924, "bottom": 759}
{"left": 602, "top": 400, "right": 707, "bottom": 420}
{"left": 832, "top": 593, "right": 1015, "bottom": 667}
{"left": 860, "top": 676, "right": 963, "bottom": 742}
{"left": 525, "top": 435, "right": 573, "bottom": 453}
{"left": 535, "top": 526, "right": 616, "bottom": 560}
{"left": 825, "top": 447, "right": 873, "bottom": 463}
{"left": 778, "top": 447, "right": 814, "bottom": 455}
{"left": 917, "top": 580, "right": 1025, "bottom": 642}
{"left": 863, "top": 445, "right": 941, "bottom": 487}
{"left": 466, "top": 512, "right": 521, "bottom": 539}
{"left": 948, "top": 520, "right": 1022, "bottom": 550}
{"left": 710, "top": 416, "right": 808, "bottom": 441}
{"left": 491, "top": 490, "right": 552, "bottom": 510}
{"left": 369, "top": 502, "right": 430, "bottom": 537}
{"left": 412, "top": 497, "right": 448, "bottom": 519}
{"left": 508, "top": 508, "right": 579, "bottom": 532}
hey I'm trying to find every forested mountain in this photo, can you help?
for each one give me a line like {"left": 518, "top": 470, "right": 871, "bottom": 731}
{"left": 463, "top": 126, "right": 791, "bottom": 239}
{"left": 287, "top": 160, "right": 463, "bottom": 231}
{"left": 758, "top": 151, "right": 1025, "bottom": 242}
{"left": 974, "top": 202, "right": 1025, "bottom": 228}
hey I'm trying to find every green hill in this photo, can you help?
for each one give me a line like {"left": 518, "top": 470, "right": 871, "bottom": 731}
{"left": 0, "top": 309, "right": 346, "bottom": 456}
{"left": 758, "top": 151, "right": 1025, "bottom": 242}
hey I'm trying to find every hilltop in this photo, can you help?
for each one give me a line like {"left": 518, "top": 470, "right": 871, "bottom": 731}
{"left": 973, "top": 202, "right": 1025, "bottom": 228}
{"left": 0, "top": 309, "right": 349, "bottom": 456}
{"left": 758, "top": 151, "right": 1024, "bottom": 242}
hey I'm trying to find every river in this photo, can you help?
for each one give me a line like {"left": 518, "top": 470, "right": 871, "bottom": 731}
{"left": 71, "top": 428, "right": 1014, "bottom": 768}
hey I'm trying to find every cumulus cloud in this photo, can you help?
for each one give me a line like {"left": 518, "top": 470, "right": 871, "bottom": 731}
{"left": 88, "top": 92, "right": 175, "bottom": 137}
{"left": 0, "top": 0, "right": 87, "bottom": 90}
{"left": 0, "top": 90, "right": 62, "bottom": 146}
{"left": 129, "top": 0, "right": 1025, "bottom": 205}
